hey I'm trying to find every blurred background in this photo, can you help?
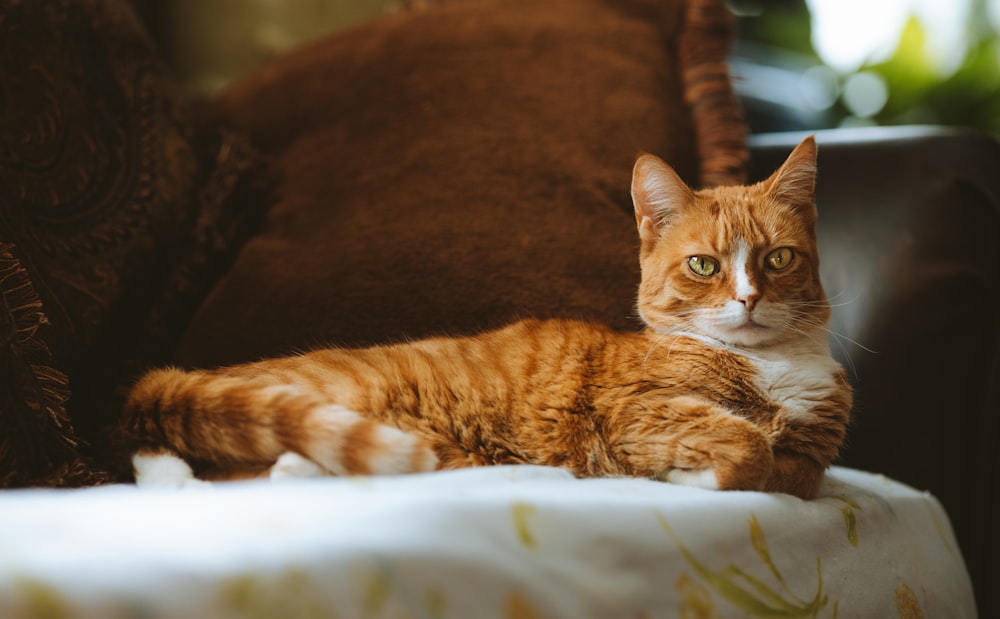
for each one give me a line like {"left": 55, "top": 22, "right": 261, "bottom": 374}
{"left": 134, "top": 0, "right": 1000, "bottom": 135}
{"left": 731, "top": 0, "right": 1000, "bottom": 134}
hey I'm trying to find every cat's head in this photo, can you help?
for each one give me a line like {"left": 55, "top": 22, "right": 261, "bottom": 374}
{"left": 630, "top": 136, "right": 828, "bottom": 348}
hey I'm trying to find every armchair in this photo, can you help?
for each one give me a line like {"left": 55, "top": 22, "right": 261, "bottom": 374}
{"left": 0, "top": 0, "right": 993, "bottom": 615}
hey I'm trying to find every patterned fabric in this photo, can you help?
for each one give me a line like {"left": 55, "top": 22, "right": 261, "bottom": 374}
{"left": 0, "top": 467, "right": 975, "bottom": 618}
{"left": 0, "top": 0, "right": 269, "bottom": 486}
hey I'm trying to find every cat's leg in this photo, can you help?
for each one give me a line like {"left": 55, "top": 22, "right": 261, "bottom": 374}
{"left": 762, "top": 412, "right": 849, "bottom": 498}
{"left": 756, "top": 396, "right": 851, "bottom": 498}
{"left": 764, "top": 450, "right": 826, "bottom": 498}
{"left": 124, "top": 368, "right": 439, "bottom": 479}
{"left": 615, "top": 396, "right": 774, "bottom": 492}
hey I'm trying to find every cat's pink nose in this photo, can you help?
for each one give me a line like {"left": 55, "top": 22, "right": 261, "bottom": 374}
{"left": 738, "top": 292, "right": 760, "bottom": 311}
{"left": 733, "top": 270, "right": 760, "bottom": 312}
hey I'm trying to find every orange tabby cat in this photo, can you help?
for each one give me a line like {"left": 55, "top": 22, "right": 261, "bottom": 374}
{"left": 122, "top": 136, "right": 851, "bottom": 498}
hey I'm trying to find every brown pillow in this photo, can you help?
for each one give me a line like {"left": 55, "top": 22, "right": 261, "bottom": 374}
{"left": 176, "top": 0, "right": 747, "bottom": 368}
{"left": 0, "top": 1, "right": 268, "bottom": 486}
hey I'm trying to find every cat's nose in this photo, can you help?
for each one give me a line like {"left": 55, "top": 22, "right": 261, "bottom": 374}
{"left": 733, "top": 269, "right": 760, "bottom": 312}
{"left": 737, "top": 292, "right": 760, "bottom": 311}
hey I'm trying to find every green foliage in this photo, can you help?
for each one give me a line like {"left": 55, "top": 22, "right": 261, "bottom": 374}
{"left": 741, "top": 0, "right": 1000, "bottom": 134}
{"left": 870, "top": 17, "right": 1000, "bottom": 133}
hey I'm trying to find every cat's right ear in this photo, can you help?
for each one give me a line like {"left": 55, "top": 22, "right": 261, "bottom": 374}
{"left": 631, "top": 153, "right": 694, "bottom": 242}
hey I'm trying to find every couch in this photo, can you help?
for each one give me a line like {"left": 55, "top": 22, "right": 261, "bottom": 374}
{"left": 0, "top": 0, "right": 993, "bottom": 615}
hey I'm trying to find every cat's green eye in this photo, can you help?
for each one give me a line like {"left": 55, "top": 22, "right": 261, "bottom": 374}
{"left": 765, "top": 247, "right": 795, "bottom": 271}
{"left": 687, "top": 255, "right": 720, "bottom": 277}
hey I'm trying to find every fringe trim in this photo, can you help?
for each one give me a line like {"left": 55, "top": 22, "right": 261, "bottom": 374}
{"left": 0, "top": 243, "right": 101, "bottom": 487}
{"left": 94, "top": 126, "right": 273, "bottom": 484}
{"left": 678, "top": 0, "right": 749, "bottom": 187}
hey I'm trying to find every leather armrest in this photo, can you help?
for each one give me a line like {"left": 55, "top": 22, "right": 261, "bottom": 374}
{"left": 750, "top": 126, "right": 1000, "bottom": 616}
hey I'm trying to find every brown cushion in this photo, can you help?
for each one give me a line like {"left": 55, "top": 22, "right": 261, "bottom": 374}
{"left": 176, "top": 0, "right": 747, "bottom": 368}
{"left": 0, "top": 1, "right": 268, "bottom": 486}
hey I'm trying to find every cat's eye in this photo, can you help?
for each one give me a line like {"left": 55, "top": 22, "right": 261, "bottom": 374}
{"left": 765, "top": 247, "right": 795, "bottom": 271}
{"left": 687, "top": 255, "right": 720, "bottom": 277}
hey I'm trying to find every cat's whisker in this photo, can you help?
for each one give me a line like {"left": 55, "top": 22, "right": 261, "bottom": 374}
{"left": 785, "top": 298, "right": 858, "bottom": 311}
{"left": 782, "top": 298, "right": 846, "bottom": 311}
{"left": 788, "top": 319, "right": 862, "bottom": 380}
{"left": 662, "top": 329, "right": 695, "bottom": 361}
{"left": 822, "top": 288, "right": 865, "bottom": 306}
{"left": 642, "top": 332, "right": 671, "bottom": 366}
{"left": 826, "top": 331, "right": 878, "bottom": 355}
{"left": 830, "top": 333, "right": 860, "bottom": 381}
{"left": 791, "top": 314, "right": 878, "bottom": 355}
{"left": 824, "top": 299, "right": 862, "bottom": 310}
{"left": 782, "top": 321, "right": 861, "bottom": 380}
{"left": 643, "top": 331, "right": 690, "bottom": 366}
{"left": 783, "top": 322, "right": 833, "bottom": 350}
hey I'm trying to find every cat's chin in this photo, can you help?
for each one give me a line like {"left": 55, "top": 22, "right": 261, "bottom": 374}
{"left": 714, "top": 324, "right": 782, "bottom": 348}
{"left": 642, "top": 320, "right": 783, "bottom": 349}
{"left": 702, "top": 303, "right": 795, "bottom": 348}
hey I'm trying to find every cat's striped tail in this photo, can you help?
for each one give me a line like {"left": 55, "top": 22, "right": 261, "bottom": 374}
{"left": 121, "top": 367, "right": 439, "bottom": 481}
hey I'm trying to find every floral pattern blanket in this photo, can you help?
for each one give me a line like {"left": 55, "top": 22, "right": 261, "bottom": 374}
{"left": 0, "top": 466, "right": 974, "bottom": 618}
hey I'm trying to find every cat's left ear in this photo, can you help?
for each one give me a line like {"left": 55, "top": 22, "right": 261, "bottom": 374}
{"left": 631, "top": 153, "right": 694, "bottom": 242}
{"left": 765, "top": 135, "right": 818, "bottom": 221}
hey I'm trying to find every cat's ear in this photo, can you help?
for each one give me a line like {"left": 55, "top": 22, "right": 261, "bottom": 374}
{"left": 631, "top": 153, "right": 694, "bottom": 242}
{"left": 765, "top": 136, "right": 818, "bottom": 220}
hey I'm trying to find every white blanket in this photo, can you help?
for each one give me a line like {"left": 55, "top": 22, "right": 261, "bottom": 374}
{"left": 0, "top": 466, "right": 975, "bottom": 618}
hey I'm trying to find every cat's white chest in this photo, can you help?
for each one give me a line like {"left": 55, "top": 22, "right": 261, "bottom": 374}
{"left": 747, "top": 342, "right": 842, "bottom": 421}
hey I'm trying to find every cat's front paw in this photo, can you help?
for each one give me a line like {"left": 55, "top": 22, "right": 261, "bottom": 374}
{"left": 623, "top": 397, "right": 775, "bottom": 492}
{"left": 674, "top": 436, "right": 773, "bottom": 492}
{"left": 269, "top": 451, "right": 327, "bottom": 481}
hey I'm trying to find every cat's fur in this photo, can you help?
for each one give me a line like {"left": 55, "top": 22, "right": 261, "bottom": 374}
{"left": 122, "top": 136, "right": 851, "bottom": 498}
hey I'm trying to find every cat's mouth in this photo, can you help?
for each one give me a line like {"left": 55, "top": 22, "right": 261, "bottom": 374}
{"left": 705, "top": 307, "right": 781, "bottom": 347}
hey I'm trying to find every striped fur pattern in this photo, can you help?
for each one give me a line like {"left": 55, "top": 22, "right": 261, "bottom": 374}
{"left": 123, "top": 136, "right": 851, "bottom": 498}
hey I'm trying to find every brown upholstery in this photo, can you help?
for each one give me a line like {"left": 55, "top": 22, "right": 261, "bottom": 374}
{"left": 750, "top": 127, "right": 1000, "bottom": 618}
{"left": 174, "top": 0, "right": 746, "bottom": 368}
{"left": 0, "top": 0, "right": 268, "bottom": 486}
